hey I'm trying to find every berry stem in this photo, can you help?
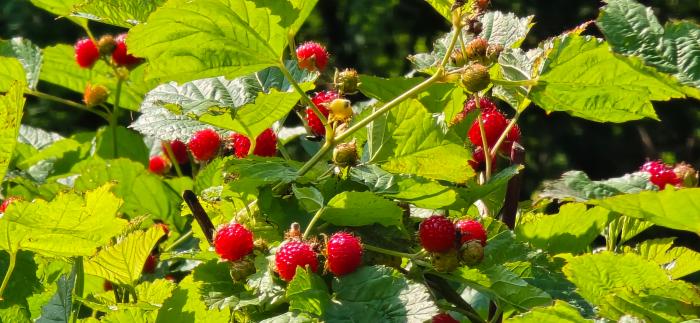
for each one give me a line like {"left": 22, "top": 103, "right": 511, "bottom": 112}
{"left": 488, "top": 109, "right": 523, "bottom": 161}
{"left": 163, "top": 230, "right": 193, "bottom": 252}
{"left": 24, "top": 89, "right": 110, "bottom": 122}
{"left": 183, "top": 190, "right": 215, "bottom": 245}
{"left": 278, "top": 60, "right": 331, "bottom": 132}
{"left": 363, "top": 243, "right": 417, "bottom": 259}
{"left": 475, "top": 96, "right": 493, "bottom": 181}
{"left": 302, "top": 207, "right": 325, "bottom": 240}
{"left": 162, "top": 141, "right": 184, "bottom": 177}
{"left": 293, "top": 26, "right": 463, "bottom": 179}
{"left": 0, "top": 251, "right": 17, "bottom": 300}
{"left": 490, "top": 78, "right": 540, "bottom": 87}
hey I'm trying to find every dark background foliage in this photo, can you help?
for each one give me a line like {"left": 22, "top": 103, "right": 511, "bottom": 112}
{"left": 1, "top": 0, "right": 699, "bottom": 196}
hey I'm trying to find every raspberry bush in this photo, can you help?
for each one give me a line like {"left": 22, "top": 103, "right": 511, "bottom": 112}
{"left": 0, "top": 0, "right": 699, "bottom": 322}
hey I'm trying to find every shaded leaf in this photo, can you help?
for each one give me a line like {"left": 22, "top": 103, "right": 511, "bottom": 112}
{"left": 536, "top": 170, "right": 655, "bottom": 202}
{"left": 0, "top": 37, "right": 42, "bottom": 89}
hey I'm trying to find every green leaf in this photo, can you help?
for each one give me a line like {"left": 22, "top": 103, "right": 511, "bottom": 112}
{"left": 0, "top": 251, "right": 42, "bottom": 308}
{"left": 563, "top": 252, "right": 700, "bottom": 321}
{"left": 531, "top": 35, "right": 700, "bottom": 122}
{"left": 29, "top": 0, "right": 88, "bottom": 28}
{"left": 624, "top": 238, "right": 700, "bottom": 279}
{"left": 516, "top": 204, "right": 613, "bottom": 254}
{"left": 84, "top": 226, "right": 165, "bottom": 285}
{"left": 95, "top": 126, "right": 149, "bottom": 166}
{"left": 71, "top": 158, "right": 182, "bottom": 222}
{"left": 451, "top": 265, "right": 553, "bottom": 311}
{"left": 455, "top": 165, "right": 521, "bottom": 206}
{"left": 322, "top": 191, "right": 403, "bottom": 228}
{"left": 292, "top": 185, "right": 324, "bottom": 213}
{"left": 348, "top": 165, "right": 398, "bottom": 194}
{"left": 536, "top": 170, "right": 655, "bottom": 202}
{"left": 39, "top": 45, "right": 153, "bottom": 111}
{"left": 134, "top": 279, "right": 176, "bottom": 308}
{"left": 156, "top": 276, "right": 231, "bottom": 322}
{"left": 71, "top": 0, "right": 167, "bottom": 28}
{"left": 597, "top": 0, "right": 700, "bottom": 87}
{"left": 492, "top": 48, "right": 541, "bottom": 110}
{"left": 225, "top": 157, "right": 307, "bottom": 187}
{"left": 0, "top": 38, "right": 42, "bottom": 90}
{"left": 368, "top": 98, "right": 474, "bottom": 183}
{"left": 590, "top": 188, "right": 700, "bottom": 233}
{"left": 385, "top": 175, "right": 460, "bottom": 209}
{"left": 0, "top": 82, "right": 25, "bottom": 182}
{"left": 37, "top": 263, "right": 77, "bottom": 323}
{"left": 127, "top": 0, "right": 290, "bottom": 83}
{"left": 480, "top": 11, "right": 534, "bottom": 48}
{"left": 0, "top": 57, "right": 27, "bottom": 92}
{"left": 326, "top": 266, "right": 438, "bottom": 322}
{"left": 18, "top": 125, "right": 64, "bottom": 150}
{"left": 422, "top": 0, "right": 457, "bottom": 21}
{"left": 194, "top": 157, "right": 228, "bottom": 194}
{"left": 0, "top": 185, "right": 127, "bottom": 257}
{"left": 191, "top": 259, "right": 243, "bottom": 310}
{"left": 505, "top": 301, "right": 590, "bottom": 323}
{"left": 286, "top": 268, "right": 330, "bottom": 317}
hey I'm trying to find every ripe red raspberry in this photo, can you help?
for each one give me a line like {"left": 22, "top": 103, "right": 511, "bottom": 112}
{"left": 112, "top": 33, "right": 141, "bottom": 66}
{"left": 103, "top": 280, "right": 113, "bottom": 291}
{"left": 188, "top": 129, "right": 221, "bottom": 162}
{"left": 500, "top": 123, "right": 521, "bottom": 153}
{"left": 419, "top": 215, "right": 457, "bottom": 252}
{"left": 464, "top": 97, "right": 498, "bottom": 115}
{"left": 468, "top": 109, "right": 508, "bottom": 148}
{"left": 306, "top": 91, "right": 339, "bottom": 136}
{"left": 148, "top": 155, "right": 170, "bottom": 175}
{"left": 455, "top": 219, "right": 487, "bottom": 246}
{"left": 432, "top": 313, "right": 459, "bottom": 323}
{"left": 326, "top": 232, "right": 362, "bottom": 276}
{"left": 296, "top": 41, "right": 329, "bottom": 71}
{"left": 214, "top": 223, "right": 254, "bottom": 262}
{"left": 162, "top": 140, "right": 189, "bottom": 165}
{"left": 74, "top": 38, "right": 100, "bottom": 68}
{"left": 231, "top": 128, "right": 277, "bottom": 158}
{"left": 468, "top": 146, "right": 495, "bottom": 172}
{"left": 143, "top": 253, "right": 157, "bottom": 273}
{"left": 0, "top": 196, "right": 20, "bottom": 213}
{"left": 275, "top": 240, "right": 318, "bottom": 281}
{"left": 641, "top": 160, "right": 681, "bottom": 189}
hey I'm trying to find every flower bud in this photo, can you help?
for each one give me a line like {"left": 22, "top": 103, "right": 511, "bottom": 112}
{"left": 334, "top": 68, "right": 360, "bottom": 94}
{"left": 83, "top": 83, "right": 110, "bottom": 107}
{"left": 461, "top": 63, "right": 490, "bottom": 92}
{"left": 333, "top": 140, "right": 358, "bottom": 167}
{"left": 674, "top": 162, "right": 698, "bottom": 187}
{"left": 97, "top": 34, "right": 116, "bottom": 56}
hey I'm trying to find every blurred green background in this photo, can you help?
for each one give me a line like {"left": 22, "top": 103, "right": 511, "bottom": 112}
{"left": 1, "top": 0, "right": 699, "bottom": 196}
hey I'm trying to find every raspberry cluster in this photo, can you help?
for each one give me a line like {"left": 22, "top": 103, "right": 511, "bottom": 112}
{"left": 74, "top": 33, "right": 142, "bottom": 69}
{"left": 418, "top": 215, "right": 488, "bottom": 271}
{"left": 640, "top": 160, "right": 681, "bottom": 189}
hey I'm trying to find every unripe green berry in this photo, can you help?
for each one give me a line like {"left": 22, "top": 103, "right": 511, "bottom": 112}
{"left": 333, "top": 140, "right": 358, "bottom": 167}
{"left": 459, "top": 240, "right": 484, "bottom": 266}
{"left": 334, "top": 68, "right": 360, "bottom": 94}
{"left": 461, "top": 63, "right": 490, "bottom": 92}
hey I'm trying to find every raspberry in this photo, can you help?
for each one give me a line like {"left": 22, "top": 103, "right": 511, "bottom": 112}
{"left": 188, "top": 129, "right": 221, "bottom": 162}
{"left": 306, "top": 91, "right": 339, "bottom": 136}
{"left": 432, "top": 313, "right": 459, "bottom": 323}
{"left": 231, "top": 128, "right": 278, "bottom": 158}
{"left": 468, "top": 146, "right": 495, "bottom": 172}
{"left": 112, "top": 33, "right": 141, "bottom": 66}
{"left": 74, "top": 38, "right": 100, "bottom": 68}
{"left": 431, "top": 248, "right": 459, "bottom": 272}
{"left": 96, "top": 34, "right": 116, "bottom": 55}
{"left": 460, "top": 240, "right": 484, "bottom": 266}
{"left": 641, "top": 160, "right": 681, "bottom": 189}
{"left": 296, "top": 41, "right": 329, "bottom": 71}
{"left": 83, "top": 83, "right": 110, "bottom": 107}
{"left": 500, "top": 123, "right": 521, "bottom": 153}
{"left": 214, "top": 223, "right": 254, "bottom": 262}
{"left": 326, "top": 232, "right": 362, "bottom": 276}
{"left": 466, "top": 38, "right": 488, "bottom": 61}
{"left": 334, "top": 68, "right": 359, "bottom": 94}
{"left": 461, "top": 63, "right": 490, "bottom": 92}
{"left": 0, "top": 196, "right": 20, "bottom": 213}
{"left": 165, "top": 275, "right": 176, "bottom": 283}
{"left": 452, "top": 97, "right": 498, "bottom": 125}
{"left": 103, "top": 280, "right": 113, "bottom": 291}
{"left": 455, "top": 219, "right": 487, "bottom": 246}
{"left": 419, "top": 215, "right": 457, "bottom": 253}
{"left": 162, "top": 140, "right": 189, "bottom": 165}
{"left": 333, "top": 140, "right": 358, "bottom": 167}
{"left": 143, "top": 253, "right": 157, "bottom": 274}
{"left": 229, "top": 256, "right": 256, "bottom": 281}
{"left": 275, "top": 240, "right": 318, "bottom": 281}
{"left": 468, "top": 109, "right": 508, "bottom": 148}
{"left": 148, "top": 155, "right": 170, "bottom": 175}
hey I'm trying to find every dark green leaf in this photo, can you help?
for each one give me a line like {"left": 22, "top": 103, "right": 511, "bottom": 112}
{"left": 536, "top": 170, "right": 655, "bottom": 202}
{"left": 37, "top": 262, "right": 77, "bottom": 323}
{"left": 95, "top": 126, "right": 149, "bottom": 166}
{"left": 292, "top": 185, "right": 324, "bottom": 213}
